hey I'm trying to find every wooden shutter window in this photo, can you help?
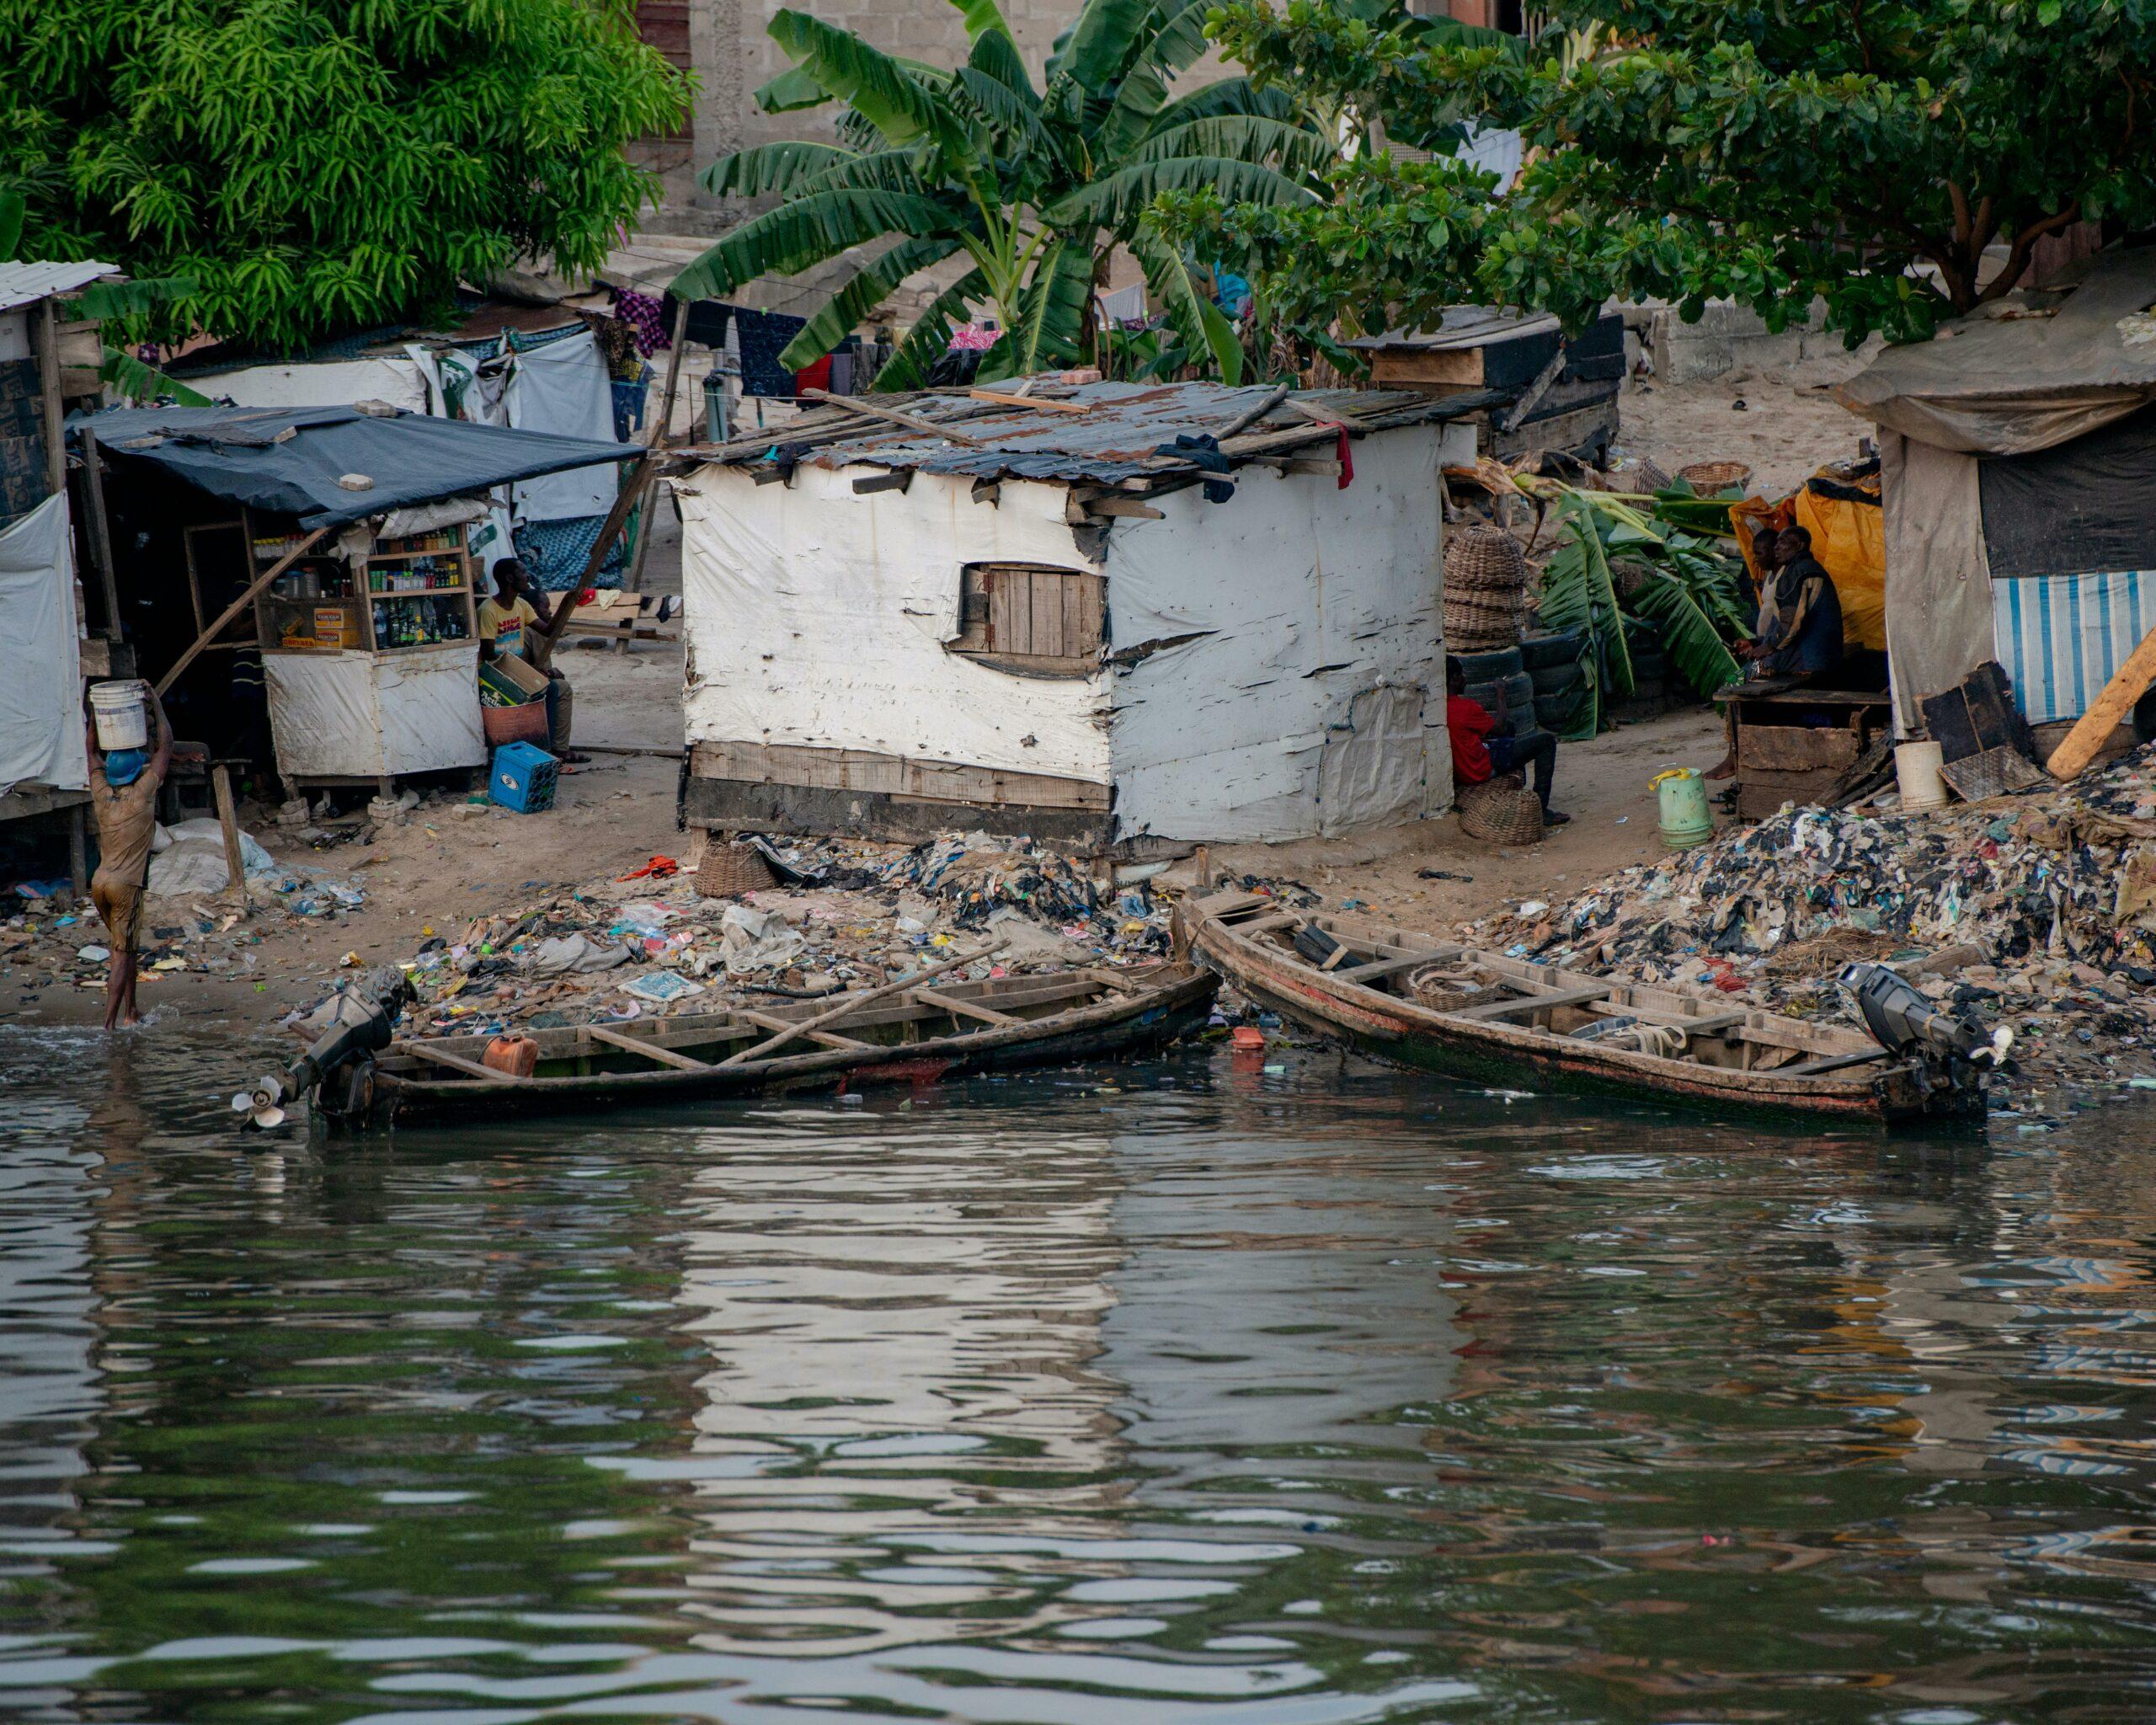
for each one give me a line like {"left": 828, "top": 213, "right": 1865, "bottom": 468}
{"left": 949, "top": 563, "right": 1104, "bottom": 676}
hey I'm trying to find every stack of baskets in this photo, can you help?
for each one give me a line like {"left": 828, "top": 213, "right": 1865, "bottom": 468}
{"left": 1455, "top": 776, "right": 1545, "bottom": 845}
{"left": 1442, "top": 524, "right": 1529, "bottom": 651}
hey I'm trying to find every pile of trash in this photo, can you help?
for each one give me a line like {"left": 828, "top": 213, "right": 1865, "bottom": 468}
{"left": 364, "top": 830, "right": 1181, "bottom": 1040}
{"left": 1470, "top": 745, "right": 2156, "bottom": 1103}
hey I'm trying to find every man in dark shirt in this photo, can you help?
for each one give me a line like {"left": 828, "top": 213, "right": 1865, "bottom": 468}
{"left": 1447, "top": 660, "right": 1568, "bottom": 824}
{"left": 1749, "top": 526, "right": 1844, "bottom": 680}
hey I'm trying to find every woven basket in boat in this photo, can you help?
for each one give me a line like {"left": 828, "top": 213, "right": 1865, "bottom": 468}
{"left": 1677, "top": 459, "right": 1753, "bottom": 495}
{"left": 1406, "top": 963, "right": 1483, "bottom": 1013}
{"left": 1444, "top": 523, "right": 1529, "bottom": 593}
{"left": 694, "top": 841, "right": 776, "bottom": 899}
{"left": 1456, "top": 775, "right": 1545, "bottom": 845}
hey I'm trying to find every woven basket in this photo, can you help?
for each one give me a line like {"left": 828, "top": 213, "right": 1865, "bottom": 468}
{"left": 1407, "top": 964, "right": 1485, "bottom": 1013}
{"left": 694, "top": 841, "right": 776, "bottom": 899}
{"left": 1444, "top": 587, "right": 1525, "bottom": 649}
{"left": 1444, "top": 523, "right": 1529, "bottom": 593}
{"left": 1456, "top": 776, "right": 1545, "bottom": 845}
{"left": 1677, "top": 459, "right": 1753, "bottom": 496}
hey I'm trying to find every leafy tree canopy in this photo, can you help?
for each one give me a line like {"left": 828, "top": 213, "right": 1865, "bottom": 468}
{"left": 673, "top": 0, "right": 1331, "bottom": 387}
{"left": 0, "top": 0, "right": 691, "bottom": 353}
{"left": 1162, "top": 0, "right": 2156, "bottom": 348}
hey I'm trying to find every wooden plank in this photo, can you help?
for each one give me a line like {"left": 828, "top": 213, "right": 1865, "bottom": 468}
{"left": 78, "top": 427, "right": 123, "bottom": 644}
{"left": 1339, "top": 952, "right": 1442, "bottom": 985}
{"left": 1059, "top": 572, "right": 1083, "bottom": 660}
{"left": 33, "top": 300, "right": 65, "bottom": 499}
{"left": 1737, "top": 724, "right": 1860, "bottom": 774}
{"left": 586, "top": 1024, "right": 709, "bottom": 1071}
{"left": 396, "top": 1042, "right": 525, "bottom": 1082}
{"left": 1451, "top": 983, "right": 1616, "bottom": 1021}
{"left": 1371, "top": 348, "right": 1486, "bottom": 388}
{"left": 688, "top": 740, "right": 1110, "bottom": 812}
{"left": 714, "top": 943, "right": 1002, "bottom": 1070}
{"left": 851, "top": 470, "right": 911, "bottom": 494}
{"left": 1779, "top": 1048, "right": 1889, "bottom": 1077}
{"left": 968, "top": 387, "right": 1089, "bottom": 413}
{"left": 910, "top": 985, "right": 1019, "bottom": 1027}
{"left": 2049, "top": 620, "right": 2156, "bottom": 779}
{"left": 803, "top": 387, "right": 988, "bottom": 446}
{"left": 728, "top": 1004, "right": 871, "bottom": 1052}
{"left": 211, "top": 765, "right": 248, "bottom": 917}
{"left": 1083, "top": 496, "right": 1165, "bottom": 520}
{"left": 1077, "top": 574, "right": 1103, "bottom": 655}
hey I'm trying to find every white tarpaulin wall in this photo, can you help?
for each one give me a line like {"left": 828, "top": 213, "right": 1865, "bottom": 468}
{"left": 677, "top": 420, "right": 1465, "bottom": 845}
{"left": 499, "top": 329, "right": 618, "bottom": 522}
{"left": 187, "top": 355, "right": 431, "bottom": 416}
{"left": 1103, "top": 425, "right": 1460, "bottom": 841}
{"left": 0, "top": 493, "right": 88, "bottom": 798}
{"left": 677, "top": 466, "right": 1112, "bottom": 785}
{"left": 263, "top": 644, "right": 483, "bottom": 781}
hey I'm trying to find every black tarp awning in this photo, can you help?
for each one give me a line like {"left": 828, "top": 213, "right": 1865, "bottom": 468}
{"left": 67, "top": 403, "right": 638, "bottom": 528}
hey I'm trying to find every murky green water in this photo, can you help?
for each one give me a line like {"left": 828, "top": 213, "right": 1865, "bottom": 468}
{"left": 5, "top": 1026, "right": 2156, "bottom": 1723}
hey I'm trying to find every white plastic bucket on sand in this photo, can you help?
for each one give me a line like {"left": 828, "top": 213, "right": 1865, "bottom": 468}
{"left": 90, "top": 680, "right": 148, "bottom": 751}
{"left": 1895, "top": 740, "right": 1947, "bottom": 812}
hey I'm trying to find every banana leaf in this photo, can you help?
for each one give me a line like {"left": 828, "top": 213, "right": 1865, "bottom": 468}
{"left": 1625, "top": 567, "right": 1742, "bottom": 697}
{"left": 1535, "top": 491, "right": 1633, "bottom": 736}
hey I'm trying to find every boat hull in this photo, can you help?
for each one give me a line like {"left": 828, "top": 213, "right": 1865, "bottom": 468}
{"left": 326, "top": 969, "right": 1219, "bottom": 1131}
{"left": 1194, "top": 911, "right": 1975, "bottom": 1129}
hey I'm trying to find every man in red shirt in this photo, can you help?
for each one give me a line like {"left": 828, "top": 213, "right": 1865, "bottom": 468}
{"left": 1446, "top": 660, "right": 1567, "bottom": 824}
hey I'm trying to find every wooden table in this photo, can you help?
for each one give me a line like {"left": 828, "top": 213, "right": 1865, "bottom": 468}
{"left": 1716, "top": 681, "right": 1891, "bottom": 820}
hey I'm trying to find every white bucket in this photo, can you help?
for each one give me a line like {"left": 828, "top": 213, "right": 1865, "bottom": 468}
{"left": 1894, "top": 740, "right": 1948, "bottom": 812}
{"left": 89, "top": 680, "right": 148, "bottom": 751}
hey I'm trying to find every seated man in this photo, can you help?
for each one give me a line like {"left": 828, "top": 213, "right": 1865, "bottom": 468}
{"left": 477, "top": 557, "right": 552, "bottom": 664}
{"left": 1747, "top": 525, "right": 1844, "bottom": 681}
{"left": 1447, "top": 660, "right": 1569, "bottom": 825}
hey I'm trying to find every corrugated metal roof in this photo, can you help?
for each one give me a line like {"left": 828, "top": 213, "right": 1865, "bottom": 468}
{"left": 1347, "top": 307, "right": 1563, "bottom": 351}
{"left": 689, "top": 379, "right": 1502, "bottom": 488}
{"left": 0, "top": 259, "right": 121, "bottom": 314}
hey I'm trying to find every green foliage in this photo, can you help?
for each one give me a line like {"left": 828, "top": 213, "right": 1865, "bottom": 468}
{"left": 1165, "top": 0, "right": 2156, "bottom": 348}
{"left": 1539, "top": 488, "right": 1745, "bottom": 736}
{"left": 0, "top": 0, "right": 692, "bottom": 353}
{"left": 677, "top": 0, "right": 1330, "bottom": 383}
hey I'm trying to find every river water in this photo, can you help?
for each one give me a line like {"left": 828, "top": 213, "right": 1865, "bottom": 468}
{"left": 5, "top": 1024, "right": 2156, "bottom": 1723}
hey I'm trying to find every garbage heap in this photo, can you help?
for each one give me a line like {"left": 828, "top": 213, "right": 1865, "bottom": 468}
{"left": 381, "top": 830, "right": 1180, "bottom": 1039}
{"left": 1470, "top": 744, "right": 2156, "bottom": 1101}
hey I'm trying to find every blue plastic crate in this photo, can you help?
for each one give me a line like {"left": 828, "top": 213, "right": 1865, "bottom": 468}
{"left": 489, "top": 741, "right": 558, "bottom": 813}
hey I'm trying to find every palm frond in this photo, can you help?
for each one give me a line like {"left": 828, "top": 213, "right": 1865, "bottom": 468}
{"left": 953, "top": 68, "right": 1052, "bottom": 157}
{"left": 875, "top": 266, "right": 989, "bottom": 391}
{"left": 1148, "top": 77, "right": 1299, "bottom": 130}
{"left": 99, "top": 345, "right": 211, "bottom": 407}
{"left": 1536, "top": 492, "right": 1634, "bottom": 735}
{"left": 1129, "top": 116, "right": 1332, "bottom": 175}
{"left": 670, "top": 188, "right": 958, "bottom": 302}
{"left": 1130, "top": 223, "right": 1241, "bottom": 383}
{"left": 0, "top": 189, "right": 23, "bottom": 259}
{"left": 944, "top": 0, "right": 1017, "bottom": 45}
{"left": 1049, "top": 157, "right": 1315, "bottom": 230}
{"left": 776, "top": 236, "right": 963, "bottom": 371}
{"left": 985, "top": 235, "right": 1094, "bottom": 382}
{"left": 70, "top": 275, "right": 196, "bottom": 322}
{"left": 700, "top": 140, "right": 856, "bottom": 198}
{"left": 754, "top": 64, "right": 830, "bottom": 113}
{"left": 1091, "top": 0, "right": 1213, "bottom": 158}
{"left": 1627, "top": 565, "right": 1743, "bottom": 697}
{"left": 768, "top": 11, "right": 976, "bottom": 158}
{"left": 1048, "top": 0, "right": 1153, "bottom": 93}
{"left": 966, "top": 26, "right": 1038, "bottom": 106}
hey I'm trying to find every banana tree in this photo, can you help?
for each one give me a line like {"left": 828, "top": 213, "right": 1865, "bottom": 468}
{"left": 670, "top": 0, "right": 1332, "bottom": 388}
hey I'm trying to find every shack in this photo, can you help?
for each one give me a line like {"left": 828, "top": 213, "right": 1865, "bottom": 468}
{"left": 71, "top": 404, "right": 638, "bottom": 797}
{"left": 1350, "top": 307, "right": 1626, "bottom": 467}
{"left": 1836, "top": 249, "right": 2156, "bottom": 739}
{"left": 0, "top": 258, "right": 120, "bottom": 884}
{"left": 675, "top": 381, "right": 1487, "bottom": 852}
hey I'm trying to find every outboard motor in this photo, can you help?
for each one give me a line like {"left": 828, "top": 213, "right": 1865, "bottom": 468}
{"left": 234, "top": 968, "right": 413, "bottom": 1130}
{"left": 1839, "top": 963, "right": 2012, "bottom": 1067}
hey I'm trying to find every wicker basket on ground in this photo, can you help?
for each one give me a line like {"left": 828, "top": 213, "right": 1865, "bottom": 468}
{"left": 1677, "top": 459, "right": 1753, "bottom": 496}
{"left": 1455, "top": 775, "right": 1545, "bottom": 845}
{"left": 694, "top": 840, "right": 776, "bottom": 899}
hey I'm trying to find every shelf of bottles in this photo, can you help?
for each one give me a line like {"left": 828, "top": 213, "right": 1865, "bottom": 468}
{"left": 255, "top": 525, "right": 476, "bottom": 654}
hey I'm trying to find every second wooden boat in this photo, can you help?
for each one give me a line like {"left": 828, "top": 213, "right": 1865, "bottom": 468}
{"left": 250, "top": 959, "right": 1219, "bottom": 1131}
{"left": 1184, "top": 889, "right": 1987, "bottom": 1125}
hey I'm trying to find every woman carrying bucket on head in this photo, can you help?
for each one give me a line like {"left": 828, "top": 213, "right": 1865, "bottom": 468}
{"left": 83, "top": 681, "right": 173, "bottom": 1030}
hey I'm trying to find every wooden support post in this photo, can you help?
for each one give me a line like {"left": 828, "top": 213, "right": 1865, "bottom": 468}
{"left": 77, "top": 427, "right": 124, "bottom": 644}
{"left": 33, "top": 300, "right": 66, "bottom": 500}
{"left": 67, "top": 802, "right": 88, "bottom": 897}
{"left": 211, "top": 764, "right": 248, "bottom": 916}
{"left": 603, "top": 301, "right": 692, "bottom": 654}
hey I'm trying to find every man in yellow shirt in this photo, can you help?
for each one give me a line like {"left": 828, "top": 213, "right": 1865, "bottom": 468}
{"left": 477, "top": 558, "right": 552, "bottom": 663}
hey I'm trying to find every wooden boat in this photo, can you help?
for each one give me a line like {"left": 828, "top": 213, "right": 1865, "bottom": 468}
{"left": 302, "top": 960, "right": 1219, "bottom": 1130}
{"left": 1184, "top": 889, "right": 1984, "bottom": 1125}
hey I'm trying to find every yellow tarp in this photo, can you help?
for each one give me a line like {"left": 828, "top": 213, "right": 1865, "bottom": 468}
{"left": 1727, "top": 467, "right": 1887, "bottom": 653}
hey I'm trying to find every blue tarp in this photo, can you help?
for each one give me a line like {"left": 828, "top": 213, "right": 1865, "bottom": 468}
{"left": 68, "top": 403, "right": 638, "bottom": 529}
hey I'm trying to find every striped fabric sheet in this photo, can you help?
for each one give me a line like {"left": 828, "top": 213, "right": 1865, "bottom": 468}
{"left": 1991, "top": 570, "right": 2156, "bottom": 724}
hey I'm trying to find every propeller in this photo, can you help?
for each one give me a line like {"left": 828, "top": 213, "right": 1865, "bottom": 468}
{"left": 232, "top": 1076, "right": 288, "bottom": 1131}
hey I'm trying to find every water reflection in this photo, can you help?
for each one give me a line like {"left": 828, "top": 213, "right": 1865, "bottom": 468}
{"left": 4, "top": 1024, "right": 2156, "bottom": 1721}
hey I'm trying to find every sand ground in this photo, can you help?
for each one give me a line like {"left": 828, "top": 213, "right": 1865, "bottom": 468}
{"left": 9, "top": 371, "right": 1858, "bottom": 1035}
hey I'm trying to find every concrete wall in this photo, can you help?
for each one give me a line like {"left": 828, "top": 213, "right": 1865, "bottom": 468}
{"left": 1647, "top": 299, "right": 1881, "bottom": 385}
